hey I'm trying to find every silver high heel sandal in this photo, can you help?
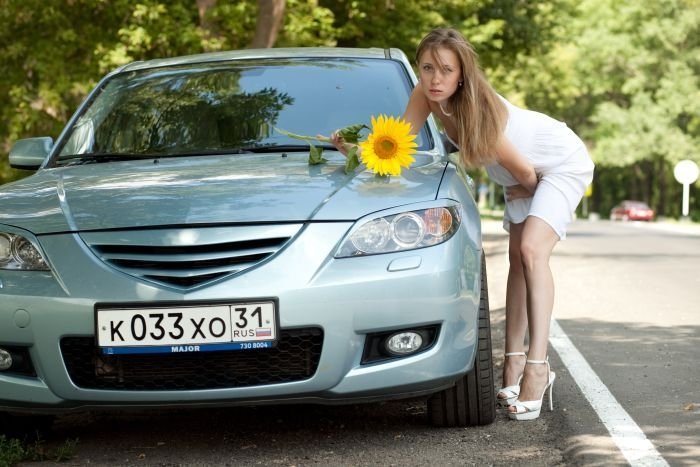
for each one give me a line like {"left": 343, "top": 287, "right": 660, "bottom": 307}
{"left": 496, "top": 351, "right": 526, "bottom": 407}
{"left": 508, "top": 358, "right": 556, "bottom": 421}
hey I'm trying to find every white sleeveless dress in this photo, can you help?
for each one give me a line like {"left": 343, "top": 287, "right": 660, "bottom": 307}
{"left": 483, "top": 97, "right": 595, "bottom": 239}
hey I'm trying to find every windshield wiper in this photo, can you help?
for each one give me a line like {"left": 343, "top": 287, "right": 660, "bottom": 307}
{"left": 241, "top": 144, "right": 337, "bottom": 153}
{"left": 164, "top": 145, "right": 336, "bottom": 155}
{"left": 57, "top": 145, "right": 338, "bottom": 165}
{"left": 58, "top": 152, "right": 160, "bottom": 166}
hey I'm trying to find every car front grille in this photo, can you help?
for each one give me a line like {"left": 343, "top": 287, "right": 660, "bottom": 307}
{"left": 80, "top": 225, "right": 302, "bottom": 288}
{"left": 60, "top": 328, "right": 323, "bottom": 391}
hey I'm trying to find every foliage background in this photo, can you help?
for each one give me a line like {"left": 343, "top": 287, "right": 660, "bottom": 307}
{"left": 1, "top": 0, "right": 698, "bottom": 219}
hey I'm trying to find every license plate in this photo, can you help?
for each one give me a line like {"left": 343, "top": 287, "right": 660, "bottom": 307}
{"left": 96, "top": 302, "right": 277, "bottom": 355}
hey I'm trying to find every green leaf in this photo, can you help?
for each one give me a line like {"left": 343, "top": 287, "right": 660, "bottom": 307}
{"left": 308, "top": 144, "right": 327, "bottom": 165}
{"left": 337, "top": 123, "right": 369, "bottom": 144}
{"left": 344, "top": 146, "right": 361, "bottom": 174}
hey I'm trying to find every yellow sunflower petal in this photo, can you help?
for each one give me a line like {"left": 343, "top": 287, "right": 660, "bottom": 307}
{"left": 359, "top": 114, "right": 417, "bottom": 176}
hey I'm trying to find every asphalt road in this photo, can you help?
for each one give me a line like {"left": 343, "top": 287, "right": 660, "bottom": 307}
{"left": 14, "top": 219, "right": 700, "bottom": 466}
{"left": 549, "top": 219, "right": 700, "bottom": 465}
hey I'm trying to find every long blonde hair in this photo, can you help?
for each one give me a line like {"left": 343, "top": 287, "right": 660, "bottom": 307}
{"left": 416, "top": 28, "right": 507, "bottom": 167}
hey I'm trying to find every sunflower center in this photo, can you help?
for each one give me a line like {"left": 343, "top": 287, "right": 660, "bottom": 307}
{"left": 374, "top": 136, "right": 398, "bottom": 159}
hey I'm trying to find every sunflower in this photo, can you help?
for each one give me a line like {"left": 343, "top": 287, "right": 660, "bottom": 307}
{"left": 359, "top": 115, "right": 417, "bottom": 176}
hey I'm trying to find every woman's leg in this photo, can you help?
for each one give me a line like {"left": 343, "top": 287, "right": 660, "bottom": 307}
{"left": 510, "top": 215, "right": 560, "bottom": 406}
{"left": 500, "top": 222, "right": 529, "bottom": 390}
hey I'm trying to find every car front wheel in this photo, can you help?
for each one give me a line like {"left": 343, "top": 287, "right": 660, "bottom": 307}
{"left": 428, "top": 253, "right": 496, "bottom": 427}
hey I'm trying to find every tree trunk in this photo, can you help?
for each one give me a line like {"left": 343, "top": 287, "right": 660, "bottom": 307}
{"left": 250, "top": 0, "right": 286, "bottom": 48}
{"left": 656, "top": 156, "right": 667, "bottom": 217}
{"left": 196, "top": 0, "right": 219, "bottom": 39}
{"left": 630, "top": 164, "right": 640, "bottom": 201}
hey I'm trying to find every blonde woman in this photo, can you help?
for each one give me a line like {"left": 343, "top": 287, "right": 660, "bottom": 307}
{"left": 332, "top": 28, "right": 594, "bottom": 421}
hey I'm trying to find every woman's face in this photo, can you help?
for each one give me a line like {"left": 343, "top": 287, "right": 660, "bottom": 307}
{"left": 418, "top": 47, "right": 462, "bottom": 104}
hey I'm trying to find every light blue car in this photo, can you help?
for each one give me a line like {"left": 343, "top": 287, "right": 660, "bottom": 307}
{"left": 0, "top": 47, "right": 494, "bottom": 429}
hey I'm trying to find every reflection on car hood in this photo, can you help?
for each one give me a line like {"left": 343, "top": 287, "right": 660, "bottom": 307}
{"left": 0, "top": 154, "right": 445, "bottom": 234}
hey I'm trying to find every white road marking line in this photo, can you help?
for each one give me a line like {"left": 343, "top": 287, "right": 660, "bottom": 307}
{"left": 549, "top": 319, "right": 669, "bottom": 467}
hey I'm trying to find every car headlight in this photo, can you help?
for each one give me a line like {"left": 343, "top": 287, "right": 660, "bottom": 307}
{"left": 0, "top": 232, "right": 50, "bottom": 271}
{"left": 336, "top": 205, "right": 461, "bottom": 257}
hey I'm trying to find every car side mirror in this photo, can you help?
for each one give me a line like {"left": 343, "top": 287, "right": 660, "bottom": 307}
{"left": 9, "top": 137, "right": 53, "bottom": 170}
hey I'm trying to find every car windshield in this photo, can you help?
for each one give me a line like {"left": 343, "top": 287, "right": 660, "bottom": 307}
{"left": 54, "top": 57, "right": 431, "bottom": 164}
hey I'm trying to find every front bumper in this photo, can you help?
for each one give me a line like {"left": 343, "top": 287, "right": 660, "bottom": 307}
{"left": 0, "top": 221, "right": 482, "bottom": 413}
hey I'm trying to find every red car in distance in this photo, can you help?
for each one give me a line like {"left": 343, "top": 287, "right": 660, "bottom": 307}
{"left": 610, "top": 200, "right": 655, "bottom": 221}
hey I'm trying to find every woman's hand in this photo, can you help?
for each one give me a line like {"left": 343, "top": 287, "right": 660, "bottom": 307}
{"left": 326, "top": 131, "right": 357, "bottom": 158}
{"left": 505, "top": 184, "right": 534, "bottom": 201}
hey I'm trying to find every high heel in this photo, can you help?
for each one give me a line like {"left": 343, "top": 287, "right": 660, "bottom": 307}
{"left": 496, "top": 351, "right": 526, "bottom": 407}
{"left": 508, "top": 358, "right": 556, "bottom": 421}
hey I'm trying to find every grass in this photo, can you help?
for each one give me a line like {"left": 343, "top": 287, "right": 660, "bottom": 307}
{"left": 0, "top": 435, "right": 78, "bottom": 467}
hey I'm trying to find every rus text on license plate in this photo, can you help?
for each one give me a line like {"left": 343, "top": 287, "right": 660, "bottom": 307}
{"left": 96, "top": 302, "right": 276, "bottom": 355}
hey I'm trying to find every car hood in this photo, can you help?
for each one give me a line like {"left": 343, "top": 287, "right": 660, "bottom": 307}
{"left": 0, "top": 153, "right": 446, "bottom": 234}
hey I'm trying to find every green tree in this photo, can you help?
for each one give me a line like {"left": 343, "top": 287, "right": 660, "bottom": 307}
{"left": 569, "top": 0, "right": 700, "bottom": 217}
{"left": 319, "top": 0, "right": 568, "bottom": 75}
{"left": 0, "top": 0, "right": 211, "bottom": 184}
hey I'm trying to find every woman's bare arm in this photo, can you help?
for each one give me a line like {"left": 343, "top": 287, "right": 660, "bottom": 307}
{"left": 494, "top": 135, "right": 538, "bottom": 194}
{"left": 402, "top": 86, "right": 432, "bottom": 135}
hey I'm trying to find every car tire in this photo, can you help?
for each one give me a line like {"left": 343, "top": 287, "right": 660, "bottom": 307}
{"left": 428, "top": 253, "right": 496, "bottom": 427}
